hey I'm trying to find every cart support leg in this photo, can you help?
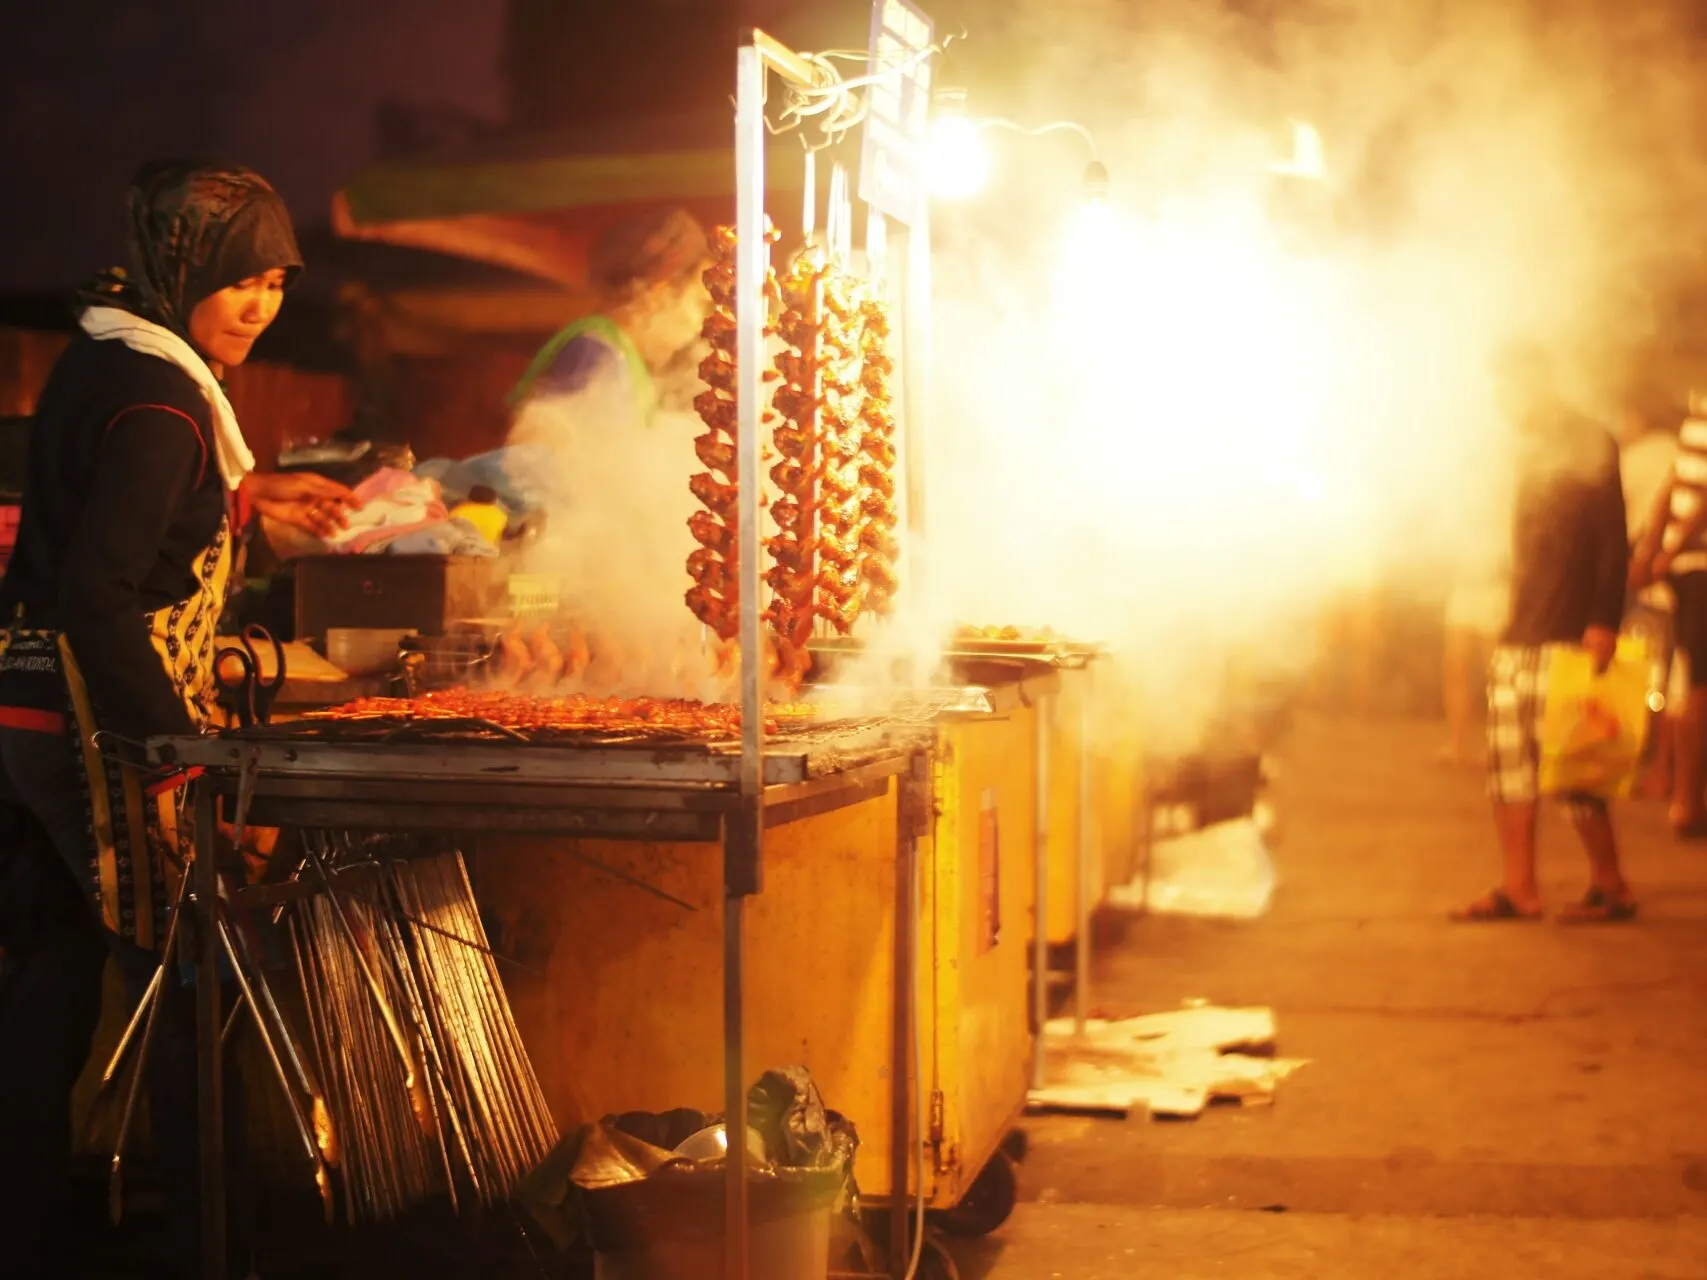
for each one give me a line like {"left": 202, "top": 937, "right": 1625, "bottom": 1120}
{"left": 195, "top": 782, "right": 227, "bottom": 1280}
{"left": 723, "top": 879, "right": 749, "bottom": 1280}
{"left": 1074, "top": 675, "right": 1092, "bottom": 1036}
{"left": 728, "top": 28, "right": 769, "bottom": 1280}
{"left": 1032, "top": 693, "right": 1052, "bottom": 1092}
{"left": 890, "top": 757, "right": 923, "bottom": 1278}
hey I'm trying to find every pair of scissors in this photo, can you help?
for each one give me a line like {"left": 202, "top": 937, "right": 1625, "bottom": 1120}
{"left": 214, "top": 624, "right": 286, "bottom": 728}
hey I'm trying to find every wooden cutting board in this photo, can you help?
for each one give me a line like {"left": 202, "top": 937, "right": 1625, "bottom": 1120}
{"left": 214, "top": 638, "right": 350, "bottom": 683}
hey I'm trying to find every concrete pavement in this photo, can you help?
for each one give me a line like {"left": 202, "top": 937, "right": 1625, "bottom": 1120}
{"left": 967, "top": 714, "right": 1707, "bottom": 1279}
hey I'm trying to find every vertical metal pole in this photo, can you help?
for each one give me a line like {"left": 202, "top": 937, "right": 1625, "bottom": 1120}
{"left": 899, "top": 208, "right": 932, "bottom": 603}
{"left": 727, "top": 35, "right": 766, "bottom": 1280}
{"left": 194, "top": 782, "right": 227, "bottom": 1280}
{"left": 1031, "top": 691, "right": 1052, "bottom": 1092}
{"left": 1074, "top": 669, "right": 1093, "bottom": 1036}
{"left": 721, "top": 883, "right": 749, "bottom": 1280}
{"left": 889, "top": 760, "right": 919, "bottom": 1279}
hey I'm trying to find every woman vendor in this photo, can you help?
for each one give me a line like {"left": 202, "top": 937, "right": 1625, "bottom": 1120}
{"left": 0, "top": 159, "right": 354, "bottom": 1280}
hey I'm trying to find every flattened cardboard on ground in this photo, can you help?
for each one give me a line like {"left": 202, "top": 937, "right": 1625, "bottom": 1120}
{"left": 1026, "top": 1004, "right": 1309, "bottom": 1120}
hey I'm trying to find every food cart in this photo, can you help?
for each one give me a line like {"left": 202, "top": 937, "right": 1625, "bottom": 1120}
{"left": 134, "top": 17, "right": 1100, "bottom": 1280}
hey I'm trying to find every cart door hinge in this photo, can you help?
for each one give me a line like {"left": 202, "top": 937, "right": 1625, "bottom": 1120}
{"left": 928, "top": 1089, "right": 945, "bottom": 1150}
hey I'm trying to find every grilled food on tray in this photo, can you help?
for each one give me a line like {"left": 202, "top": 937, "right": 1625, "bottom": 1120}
{"left": 304, "top": 690, "right": 812, "bottom": 739}
{"left": 951, "top": 624, "right": 1060, "bottom": 643}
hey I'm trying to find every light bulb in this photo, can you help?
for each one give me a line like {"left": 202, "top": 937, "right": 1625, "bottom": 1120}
{"left": 926, "top": 115, "right": 992, "bottom": 200}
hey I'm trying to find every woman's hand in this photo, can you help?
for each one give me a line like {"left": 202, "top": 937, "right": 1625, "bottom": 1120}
{"left": 243, "top": 471, "right": 356, "bottom": 539}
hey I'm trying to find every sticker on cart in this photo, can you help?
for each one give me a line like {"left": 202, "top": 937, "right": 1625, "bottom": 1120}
{"left": 979, "top": 788, "right": 1000, "bottom": 953}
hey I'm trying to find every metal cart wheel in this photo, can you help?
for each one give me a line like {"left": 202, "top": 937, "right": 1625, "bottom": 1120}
{"left": 916, "top": 1230, "right": 962, "bottom": 1280}
{"left": 836, "top": 1215, "right": 963, "bottom": 1280}
{"left": 931, "top": 1149, "right": 1019, "bottom": 1239}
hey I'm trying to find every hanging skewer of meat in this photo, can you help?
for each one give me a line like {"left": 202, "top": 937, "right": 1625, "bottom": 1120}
{"left": 806, "top": 269, "right": 867, "bottom": 635}
{"left": 765, "top": 248, "right": 827, "bottom": 656}
{"left": 856, "top": 293, "right": 900, "bottom": 616}
{"left": 687, "top": 221, "right": 778, "bottom": 641}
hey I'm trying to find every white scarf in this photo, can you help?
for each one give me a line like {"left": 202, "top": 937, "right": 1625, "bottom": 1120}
{"left": 80, "top": 306, "right": 255, "bottom": 491}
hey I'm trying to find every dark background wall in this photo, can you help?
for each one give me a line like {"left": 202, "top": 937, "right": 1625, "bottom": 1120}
{"left": 0, "top": 0, "right": 506, "bottom": 292}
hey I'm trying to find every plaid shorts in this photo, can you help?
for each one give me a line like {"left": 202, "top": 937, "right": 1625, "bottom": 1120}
{"left": 1486, "top": 644, "right": 1607, "bottom": 817}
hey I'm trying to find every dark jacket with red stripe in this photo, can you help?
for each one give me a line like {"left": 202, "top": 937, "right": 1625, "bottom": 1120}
{"left": 0, "top": 334, "right": 223, "bottom": 739}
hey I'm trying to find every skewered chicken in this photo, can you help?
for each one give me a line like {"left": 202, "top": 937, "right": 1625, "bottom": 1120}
{"left": 695, "top": 432, "right": 736, "bottom": 477}
{"left": 689, "top": 236, "right": 741, "bottom": 643}
{"left": 772, "top": 422, "right": 814, "bottom": 459}
{"left": 693, "top": 390, "right": 738, "bottom": 435}
{"left": 688, "top": 222, "right": 778, "bottom": 644}
{"left": 524, "top": 625, "right": 566, "bottom": 689}
{"left": 689, "top": 472, "right": 738, "bottom": 524}
{"left": 765, "top": 248, "right": 827, "bottom": 656}
{"left": 692, "top": 234, "right": 900, "bottom": 663}
{"left": 858, "top": 462, "right": 896, "bottom": 499}
{"left": 699, "top": 350, "right": 736, "bottom": 392}
{"left": 685, "top": 584, "right": 737, "bottom": 641}
{"left": 495, "top": 629, "right": 533, "bottom": 683}
{"left": 807, "top": 270, "right": 867, "bottom": 632}
{"left": 566, "top": 625, "right": 592, "bottom": 680}
{"left": 688, "top": 510, "right": 735, "bottom": 559}
{"left": 856, "top": 294, "right": 900, "bottom": 616}
{"left": 769, "top": 538, "right": 813, "bottom": 575}
{"left": 764, "top": 567, "right": 815, "bottom": 608}
{"left": 688, "top": 547, "right": 735, "bottom": 595}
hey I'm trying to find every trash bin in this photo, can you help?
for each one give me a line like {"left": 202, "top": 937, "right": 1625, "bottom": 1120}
{"left": 521, "top": 1068, "right": 857, "bottom": 1280}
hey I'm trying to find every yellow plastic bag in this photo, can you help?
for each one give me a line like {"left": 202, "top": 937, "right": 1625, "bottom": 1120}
{"left": 1538, "top": 637, "right": 1651, "bottom": 799}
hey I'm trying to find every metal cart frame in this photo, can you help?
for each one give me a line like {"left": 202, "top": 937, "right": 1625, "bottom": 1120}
{"left": 153, "top": 734, "right": 930, "bottom": 1280}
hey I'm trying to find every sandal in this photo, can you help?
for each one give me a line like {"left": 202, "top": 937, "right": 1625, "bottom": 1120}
{"left": 1450, "top": 889, "right": 1543, "bottom": 922}
{"left": 1556, "top": 887, "right": 1638, "bottom": 924}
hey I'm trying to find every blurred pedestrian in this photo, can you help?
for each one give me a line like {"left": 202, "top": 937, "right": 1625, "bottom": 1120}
{"left": 1455, "top": 342, "right": 1635, "bottom": 923}
{"left": 1617, "top": 386, "right": 1683, "bottom": 802}
{"left": 1630, "top": 391, "right": 1707, "bottom": 836}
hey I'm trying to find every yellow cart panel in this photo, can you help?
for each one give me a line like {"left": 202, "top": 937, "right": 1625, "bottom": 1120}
{"left": 477, "top": 682, "right": 1047, "bottom": 1211}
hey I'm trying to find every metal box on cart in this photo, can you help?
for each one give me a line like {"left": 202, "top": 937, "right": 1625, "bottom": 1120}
{"left": 474, "top": 679, "right": 1047, "bottom": 1231}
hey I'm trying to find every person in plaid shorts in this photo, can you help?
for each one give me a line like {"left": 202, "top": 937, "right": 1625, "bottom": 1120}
{"left": 1456, "top": 342, "right": 1638, "bottom": 923}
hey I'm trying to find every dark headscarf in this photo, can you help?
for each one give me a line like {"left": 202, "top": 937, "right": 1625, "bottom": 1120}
{"left": 78, "top": 160, "right": 303, "bottom": 341}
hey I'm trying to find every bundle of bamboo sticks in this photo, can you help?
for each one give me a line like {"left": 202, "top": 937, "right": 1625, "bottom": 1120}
{"left": 288, "top": 838, "right": 558, "bottom": 1222}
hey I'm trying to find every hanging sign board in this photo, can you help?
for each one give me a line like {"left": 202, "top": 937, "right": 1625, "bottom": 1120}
{"left": 859, "top": 0, "right": 936, "bottom": 227}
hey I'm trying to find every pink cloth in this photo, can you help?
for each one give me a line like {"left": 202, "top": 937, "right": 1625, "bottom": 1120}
{"left": 325, "top": 468, "right": 449, "bottom": 555}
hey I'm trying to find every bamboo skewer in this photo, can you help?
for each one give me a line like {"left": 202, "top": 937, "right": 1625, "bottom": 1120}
{"left": 259, "top": 838, "right": 558, "bottom": 1223}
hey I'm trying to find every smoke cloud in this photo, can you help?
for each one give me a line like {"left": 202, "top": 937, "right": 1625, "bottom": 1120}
{"left": 495, "top": 1, "right": 1707, "bottom": 760}
{"left": 906, "top": 0, "right": 1707, "bottom": 751}
{"left": 508, "top": 358, "right": 731, "bottom": 700}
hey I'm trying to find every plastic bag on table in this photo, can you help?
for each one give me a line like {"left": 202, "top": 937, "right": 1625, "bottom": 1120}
{"left": 1538, "top": 637, "right": 1651, "bottom": 799}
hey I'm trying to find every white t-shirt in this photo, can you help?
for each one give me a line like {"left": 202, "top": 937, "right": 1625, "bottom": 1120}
{"left": 1623, "top": 430, "right": 1678, "bottom": 542}
{"left": 1663, "top": 419, "right": 1707, "bottom": 574}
